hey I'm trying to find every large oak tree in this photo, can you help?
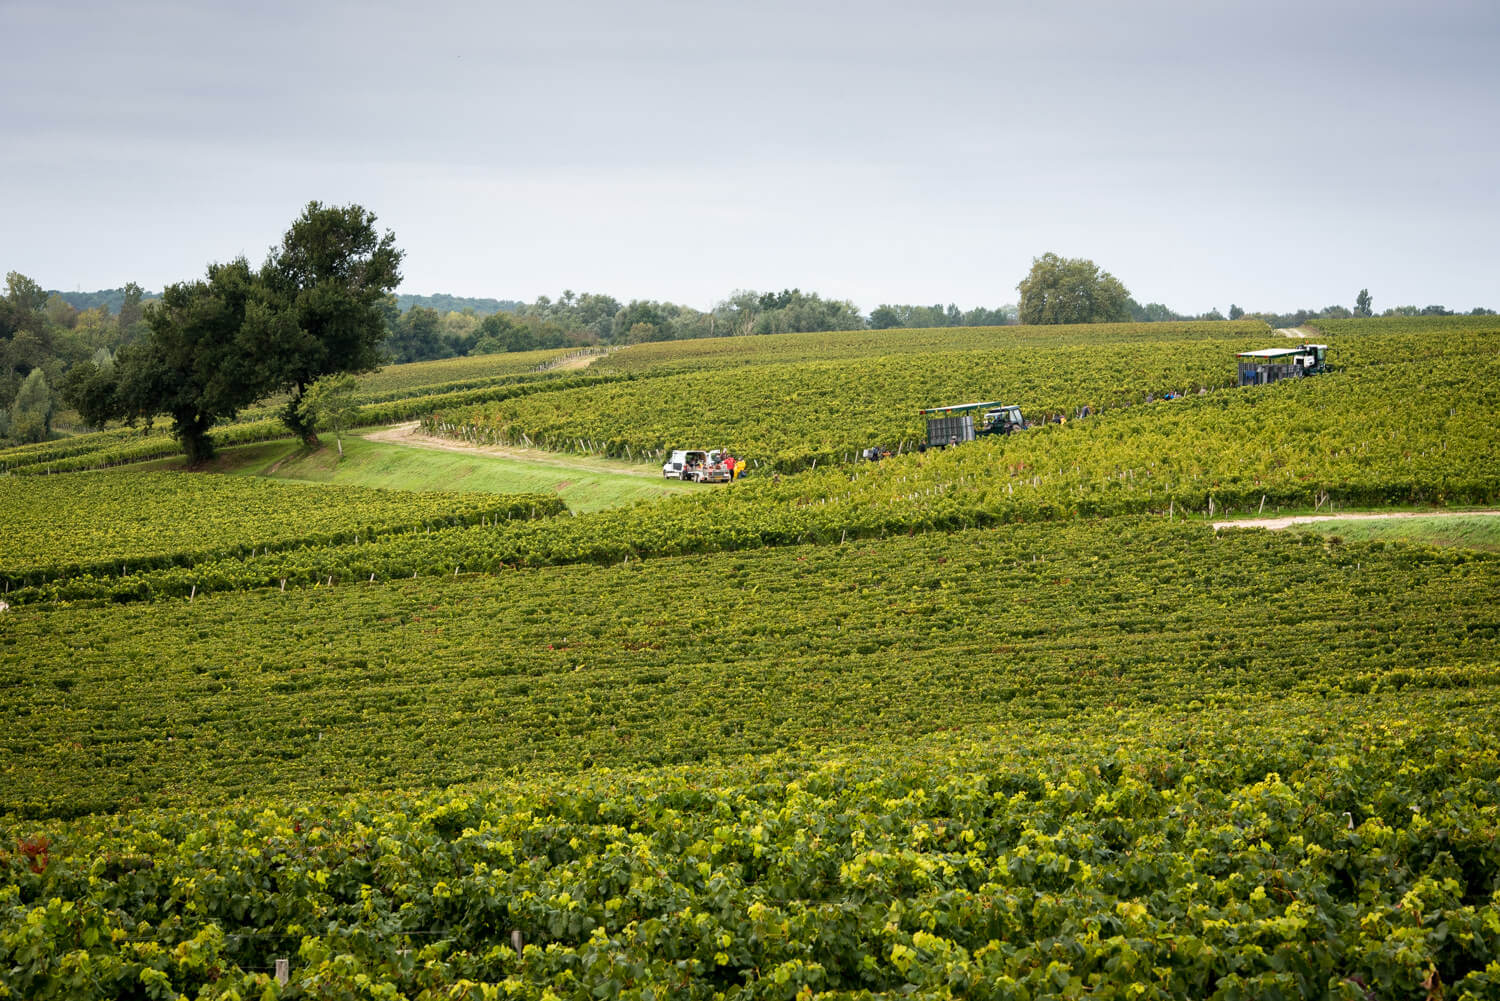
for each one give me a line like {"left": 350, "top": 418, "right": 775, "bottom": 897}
{"left": 250, "top": 202, "right": 403, "bottom": 444}
{"left": 1017, "top": 253, "right": 1131, "bottom": 326}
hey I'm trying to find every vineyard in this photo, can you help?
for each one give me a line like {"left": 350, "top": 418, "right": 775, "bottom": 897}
{"left": 6, "top": 324, "right": 1491, "bottom": 608}
{"left": 3, "top": 316, "right": 1499, "bottom": 999}
{"left": 427, "top": 337, "right": 1274, "bottom": 471}
{"left": 591, "top": 320, "right": 1274, "bottom": 375}
{"left": 427, "top": 321, "right": 1498, "bottom": 474}
{"left": 5, "top": 702, "right": 1498, "bottom": 1000}
{"left": 4, "top": 519, "right": 1497, "bottom": 817}
{"left": 0, "top": 471, "right": 564, "bottom": 590}
{"left": 355, "top": 349, "right": 574, "bottom": 393}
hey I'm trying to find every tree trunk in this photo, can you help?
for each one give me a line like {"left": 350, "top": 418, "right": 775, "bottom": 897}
{"left": 281, "top": 384, "right": 318, "bottom": 446}
{"left": 175, "top": 411, "right": 216, "bottom": 465}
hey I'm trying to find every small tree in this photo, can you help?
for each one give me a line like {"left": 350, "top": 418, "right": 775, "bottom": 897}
{"left": 1355, "top": 289, "right": 1373, "bottom": 317}
{"left": 10, "top": 368, "right": 54, "bottom": 443}
{"left": 1229, "top": 304, "right": 1245, "bottom": 320}
{"left": 296, "top": 373, "right": 361, "bottom": 457}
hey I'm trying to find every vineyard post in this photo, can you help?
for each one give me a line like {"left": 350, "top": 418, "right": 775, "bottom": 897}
{"left": 275, "top": 959, "right": 289, "bottom": 986}
{"left": 511, "top": 930, "right": 524, "bottom": 957}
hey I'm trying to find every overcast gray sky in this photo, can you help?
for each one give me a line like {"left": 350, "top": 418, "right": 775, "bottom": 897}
{"left": 3, "top": 0, "right": 1496, "bottom": 315}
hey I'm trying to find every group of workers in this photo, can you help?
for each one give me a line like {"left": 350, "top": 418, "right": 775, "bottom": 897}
{"left": 709, "top": 449, "right": 747, "bottom": 481}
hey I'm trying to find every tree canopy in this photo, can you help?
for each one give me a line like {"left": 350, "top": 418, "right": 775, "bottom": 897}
{"left": 1017, "top": 253, "right": 1132, "bottom": 325}
{"left": 868, "top": 303, "right": 1015, "bottom": 329}
{"left": 247, "top": 202, "right": 403, "bottom": 442}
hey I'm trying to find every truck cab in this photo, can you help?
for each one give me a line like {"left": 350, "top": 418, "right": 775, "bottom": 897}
{"left": 1298, "top": 343, "right": 1329, "bottom": 373}
{"left": 980, "top": 405, "right": 1026, "bottom": 435}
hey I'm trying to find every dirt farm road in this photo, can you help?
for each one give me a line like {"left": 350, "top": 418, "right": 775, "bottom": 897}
{"left": 1213, "top": 510, "right": 1500, "bottom": 531}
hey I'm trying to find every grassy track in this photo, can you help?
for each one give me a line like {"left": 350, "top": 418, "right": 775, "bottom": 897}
{"left": 1286, "top": 512, "right": 1500, "bottom": 551}
{"left": 143, "top": 434, "right": 695, "bottom": 512}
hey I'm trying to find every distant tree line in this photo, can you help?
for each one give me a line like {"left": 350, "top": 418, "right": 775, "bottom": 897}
{"left": 385, "top": 288, "right": 892, "bottom": 364}
{"left": 1014, "top": 258, "right": 1495, "bottom": 330}
{"left": 1243, "top": 290, "right": 1494, "bottom": 330}
{"left": 1, "top": 275, "right": 152, "bottom": 443}
{"left": 868, "top": 303, "right": 1017, "bottom": 328}
{"left": 49, "top": 287, "right": 159, "bottom": 315}
{"left": 392, "top": 292, "right": 524, "bottom": 316}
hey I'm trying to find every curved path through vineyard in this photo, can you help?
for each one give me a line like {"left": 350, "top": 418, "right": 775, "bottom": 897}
{"left": 543, "top": 350, "right": 607, "bottom": 372}
{"left": 362, "top": 422, "right": 668, "bottom": 478}
{"left": 1214, "top": 509, "right": 1500, "bottom": 531}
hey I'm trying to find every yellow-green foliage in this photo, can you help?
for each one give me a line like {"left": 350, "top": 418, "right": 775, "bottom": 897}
{"left": 355, "top": 347, "right": 571, "bottom": 393}
{"left": 5, "top": 518, "right": 1497, "bottom": 816}
{"left": 4, "top": 703, "right": 1498, "bottom": 998}
{"left": 0, "top": 471, "right": 563, "bottom": 586}
{"left": 595, "top": 320, "right": 1272, "bottom": 374}
{"left": 437, "top": 337, "right": 1270, "bottom": 470}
